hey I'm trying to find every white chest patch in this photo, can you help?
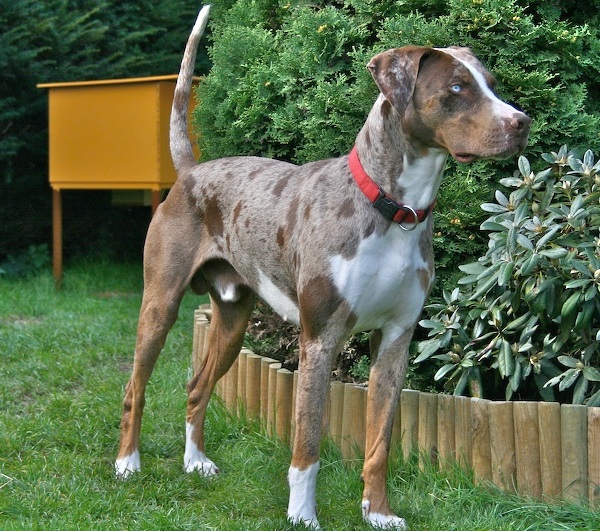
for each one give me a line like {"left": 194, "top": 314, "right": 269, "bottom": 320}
{"left": 329, "top": 226, "right": 430, "bottom": 334}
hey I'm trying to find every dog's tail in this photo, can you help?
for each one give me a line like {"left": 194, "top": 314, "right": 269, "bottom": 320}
{"left": 170, "top": 5, "right": 211, "bottom": 173}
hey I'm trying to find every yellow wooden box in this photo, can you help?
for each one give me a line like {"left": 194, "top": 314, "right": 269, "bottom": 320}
{"left": 37, "top": 75, "right": 200, "bottom": 191}
{"left": 37, "top": 75, "right": 200, "bottom": 288}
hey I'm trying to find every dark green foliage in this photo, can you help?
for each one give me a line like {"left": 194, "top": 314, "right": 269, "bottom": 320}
{"left": 194, "top": 0, "right": 600, "bottom": 291}
{"left": 195, "top": 1, "right": 370, "bottom": 162}
{"left": 0, "top": 0, "right": 210, "bottom": 259}
{"left": 418, "top": 147, "right": 600, "bottom": 405}
{"left": 0, "top": 244, "right": 50, "bottom": 279}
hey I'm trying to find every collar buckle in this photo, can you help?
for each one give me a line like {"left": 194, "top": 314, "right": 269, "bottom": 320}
{"left": 373, "top": 188, "right": 401, "bottom": 221}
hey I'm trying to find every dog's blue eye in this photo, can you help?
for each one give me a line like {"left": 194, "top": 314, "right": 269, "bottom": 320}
{"left": 450, "top": 84, "right": 463, "bottom": 93}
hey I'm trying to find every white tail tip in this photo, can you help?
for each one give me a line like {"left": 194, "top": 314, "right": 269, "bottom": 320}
{"left": 192, "top": 5, "right": 211, "bottom": 36}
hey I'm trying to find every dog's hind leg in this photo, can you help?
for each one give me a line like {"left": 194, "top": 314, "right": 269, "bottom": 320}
{"left": 116, "top": 194, "right": 200, "bottom": 478}
{"left": 360, "top": 327, "right": 413, "bottom": 530}
{"left": 184, "top": 286, "right": 255, "bottom": 475}
{"left": 115, "top": 271, "right": 189, "bottom": 478}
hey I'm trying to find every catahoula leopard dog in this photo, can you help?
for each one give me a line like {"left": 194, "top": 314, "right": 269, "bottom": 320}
{"left": 116, "top": 5, "right": 530, "bottom": 529}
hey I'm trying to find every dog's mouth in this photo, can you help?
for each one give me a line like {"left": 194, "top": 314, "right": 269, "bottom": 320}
{"left": 453, "top": 153, "right": 478, "bottom": 164}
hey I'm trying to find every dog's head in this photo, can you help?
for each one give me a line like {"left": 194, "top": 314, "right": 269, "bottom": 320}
{"left": 367, "top": 46, "right": 531, "bottom": 162}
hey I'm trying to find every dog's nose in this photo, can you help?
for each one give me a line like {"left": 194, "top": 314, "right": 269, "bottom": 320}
{"left": 509, "top": 112, "right": 531, "bottom": 131}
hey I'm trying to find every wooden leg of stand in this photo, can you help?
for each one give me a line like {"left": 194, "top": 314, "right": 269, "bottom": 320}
{"left": 52, "top": 189, "right": 63, "bottom": 290}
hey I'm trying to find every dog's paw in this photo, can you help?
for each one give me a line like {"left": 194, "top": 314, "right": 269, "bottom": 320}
{"left": 184, "top": 422, "right": 220, "bottom": 476}
{"left": 115, "top": 451, "right": 141, "bottom": 479}
{"left": 287, "top": 514, "right": 321, "bottom": 529}
{"left": 362, "top": 500, "right": 407, "bottom": 530}
{"left": 184, "top": 453, "right": 220, "bottom": 476}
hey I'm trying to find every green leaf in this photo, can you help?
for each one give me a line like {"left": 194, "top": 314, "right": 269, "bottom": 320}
{"left": 458, "top": 262, "right": 487, "bottom": 275}
{"left": 418, "top": 319, "right": 444, "bottom": 331}
{"left": 480, "top": 220, "right": 508, "bottom": 232}
{"left": 498, "top": 261, "right": 515, "bottom": 286}
{"left": 585, "top": 284, "right": 599, "bottom": 302}
{"left": 535, "top": 225, "right": 561, "bottom": 250}
{"left": 545, "top": 373, "right": 564, "bottom": 388}
{"left": 495, "top": 190, "right": 509, "bottom": 206}
{"left": 518, "top": 155, "right": 531, "bottom": 177}
{"left": 559, "top": 368, "right": 580, "bottom": 391}
{"left": 435, "top": 363, "right": 457, "bottom": 381}
{"left": 559, "top": 309, "right": 577, "bottom": 344}
{"left": 510, "top": 357, "right": 523, "bottom": 392}
{"left": 560, "top": 291, "right": 581, "bottom": 322}
{"left": 539, "top": 248, "right": 569, "bottom": 259}
{"left": 572, "top": 375, "right": 588, "bottom": 404}
{"left": 585, "top": 248, "right": 600, "bottom": 271}
{"left": 534, "top": 373, "right": 556, "bottom": 402}
{"left": 454, "top": 368, "right": 471, "bottom": 396}
{"left": 518, "top": 341, "right": 534, "bottom": 353}
{"left": 583, "top": 366, "right": 600, "bottom": 382}
{"left": 558, "top": 355, "right": 578, "bottom": 368}
{"left": 570, "top": 194, "right": 584, "bottom": 216}
{"left": 574, "top": 300, "right": 595, "bottom": 331}
{"left": 415, "top": 338, "right": 442, "bottom": 363}
{"left": 568, "top": 260, "right": 591, "bottom": 277}
{"left": 458, "top": 274, "right": 480, "bottom": 285}
{"left": 583, "top": 191, "right": 600, "bottom": 207}
{"left": 481, "top": 203, "right": 508, "bottom": 213}
{"left": 498, "top": 339, "right": 514, "bottom": 378}
{"left": 565, "top": 278, "right": 592, "bottom": 289}
{"left": 517, "top": 234, "right": 534, "bottom": 251}
{"left": 499, "top": 177, "right": 524, "bottom": 188}
{"left": 504, "top": 311, "right": 533, "bottom": 332}
{"left": 519, "top": 253, "right": 539, "bottom": 275}
{"left": 519, "top": 323, "right": 539, "bottom": 343}
{"left": 468, "top": 273, "right": 499, "bottom": 301}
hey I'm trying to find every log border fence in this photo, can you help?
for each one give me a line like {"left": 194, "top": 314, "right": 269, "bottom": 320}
{"left": 192, "top": 306, "right": 600, "bottom": 506}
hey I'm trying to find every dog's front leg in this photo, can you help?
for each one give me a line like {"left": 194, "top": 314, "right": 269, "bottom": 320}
{"left": 287, "top": 335, "right": 334, "bottom": 530}
{"left": 361, "top": 327, "right": 413, "bottom": 530}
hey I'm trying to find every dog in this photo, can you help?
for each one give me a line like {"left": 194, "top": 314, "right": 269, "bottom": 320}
{"left": 115, "top": 5, "right": 530, "bottom": 529}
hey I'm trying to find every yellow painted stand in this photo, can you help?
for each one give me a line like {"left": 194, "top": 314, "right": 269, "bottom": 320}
{"left": 37, "top": 75, "right": 200, "bottom": 288}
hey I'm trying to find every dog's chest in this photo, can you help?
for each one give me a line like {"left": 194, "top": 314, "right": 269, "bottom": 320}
{"left": 329, "top": 225, "right": 432, "bottom": 332}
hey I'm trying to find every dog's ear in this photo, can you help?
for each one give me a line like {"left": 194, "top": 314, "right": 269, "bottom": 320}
{"left": 367, "top": 46, "right": 437, "bottom": 117}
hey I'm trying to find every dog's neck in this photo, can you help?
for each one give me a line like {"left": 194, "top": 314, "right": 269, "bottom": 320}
{"left": 354, "top": 95, "right": 448, "bottom": 211}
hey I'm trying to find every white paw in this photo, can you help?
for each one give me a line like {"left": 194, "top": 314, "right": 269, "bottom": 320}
{"left": 362, "top": 500, "right": 407, "bottom": 529}
{"left": 184, "top": 422, "right": 220, "bottom": 476}
{"left": 115, "top": 451, "right": 141, "bottom": 479}
{"left": 287, "top": 463, "right": 321, "bottom": 529}
{"left": 184, "top": 454, "right": 220, "bottom": 476}
{"left": 287, "top": 515, "right": 321, "bottom": 529}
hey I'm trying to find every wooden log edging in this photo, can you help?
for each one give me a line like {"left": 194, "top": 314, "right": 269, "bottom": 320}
{"left": 192, "top": 306, "right": 600, "bottom": 506}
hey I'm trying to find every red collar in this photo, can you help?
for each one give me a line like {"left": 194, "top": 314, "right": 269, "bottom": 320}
{"left": 348, "top": 146, "right": 435, "bottom": 228}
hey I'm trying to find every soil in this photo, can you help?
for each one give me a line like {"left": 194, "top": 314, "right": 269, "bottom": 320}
{"left": 245, "top": 300, "right": 370, "bottom": 383}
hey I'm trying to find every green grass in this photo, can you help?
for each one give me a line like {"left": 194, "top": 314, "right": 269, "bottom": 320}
{"left": 1, "top": 260, "right": 599, "bottom": 530}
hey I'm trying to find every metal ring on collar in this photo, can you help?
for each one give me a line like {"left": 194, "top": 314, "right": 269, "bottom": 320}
{"left": 398, "top": 205, "right": 420, "bottom": 231}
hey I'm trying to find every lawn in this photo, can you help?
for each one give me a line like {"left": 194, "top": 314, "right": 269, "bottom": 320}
{"left": 1, "top": 260, "right": 598, "bottom": 530}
